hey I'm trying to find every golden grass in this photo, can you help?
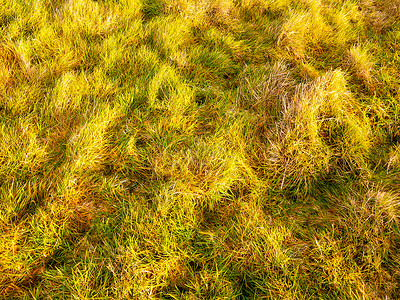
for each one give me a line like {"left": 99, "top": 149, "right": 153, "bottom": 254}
{"left": 1, "top": 0, "right": 400, "bottom": 298}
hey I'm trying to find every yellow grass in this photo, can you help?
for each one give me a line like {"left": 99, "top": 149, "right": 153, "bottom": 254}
{"left": 1, "top": 0, "right": 399, "bottom": 298}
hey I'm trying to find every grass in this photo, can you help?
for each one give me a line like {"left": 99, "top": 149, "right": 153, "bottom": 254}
{"left": 0, "top": 0, "right": 400, "bottom": 298}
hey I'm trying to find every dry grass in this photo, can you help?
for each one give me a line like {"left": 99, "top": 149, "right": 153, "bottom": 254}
{"left": 1, "top": 0, "right": 400, "bottom": 298}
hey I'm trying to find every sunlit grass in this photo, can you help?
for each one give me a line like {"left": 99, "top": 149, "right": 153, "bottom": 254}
{"left": 1, "top": 0, "right": 400, "bottom": 298}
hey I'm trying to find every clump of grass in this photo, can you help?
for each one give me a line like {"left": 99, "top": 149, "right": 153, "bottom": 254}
{"left": 51, "top": 71, "right": 91, "bottom": 115}
{"left": 360, "top": 0, "right": 400, "bottom": 32}
{"left": 145, "top": 15, "right": 193, "bottom": 58}
{"left": 278, "top": 6, "right": 332, "bottom": 59}
{"left": 147, "top": 63, "right": 196, "bottom": 131}
{"left": 236, "top": 61, "right": 295, "bottom": 129}
{"left": 61, "top": 0, "right": 120, "bottom": 37}
{"left": 346, "top": 43, "right": 377, "bottom": 88}
{"left": 266, "top": 70, "right": 371, "bottom": 195}
{"left": 240, "top": 0, "right": 292, "bottom": 14}
{"left": 67, "top": 103, "right": 122, "bottom": 175}
{"left": 387, "top": 144, "right": 400, "bottom": 172}
{"left": 334, "top": 185, "right": 400, "bottom": 297}
{"left": 0, "top": 119, "right": 48, "bottom": 179}
{"left": 0, "top": 40, "right": 35, "bottom": 95}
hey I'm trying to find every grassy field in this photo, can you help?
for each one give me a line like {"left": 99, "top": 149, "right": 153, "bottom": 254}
{"left": 1, "top": 0, "right": 400, "bottom": 298}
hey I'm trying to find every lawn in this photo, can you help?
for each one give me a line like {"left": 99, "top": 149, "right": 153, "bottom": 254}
{"left": 0, "top": 0, "right": 400, "bottom": 298}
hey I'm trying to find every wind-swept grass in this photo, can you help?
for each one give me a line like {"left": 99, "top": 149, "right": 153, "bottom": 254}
{"left": 1, "top": 0, "right": 400, "bottom": 298}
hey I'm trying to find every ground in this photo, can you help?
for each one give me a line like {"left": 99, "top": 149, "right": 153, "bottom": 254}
{"left": 0, "top": 0, "right": 400, "bottom": 298}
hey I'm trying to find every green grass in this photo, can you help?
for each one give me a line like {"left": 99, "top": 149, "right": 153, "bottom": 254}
{"left": 1, "top": 0, "right": 400, "bottom": 298}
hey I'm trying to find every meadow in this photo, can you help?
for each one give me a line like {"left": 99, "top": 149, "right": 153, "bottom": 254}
{"left": 0, "top": 0, "right": 400, "bottom": 298}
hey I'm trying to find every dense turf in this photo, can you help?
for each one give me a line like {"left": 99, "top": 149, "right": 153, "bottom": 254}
{"left": 1, "top": 0, "right": 400, "bottom": 298}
